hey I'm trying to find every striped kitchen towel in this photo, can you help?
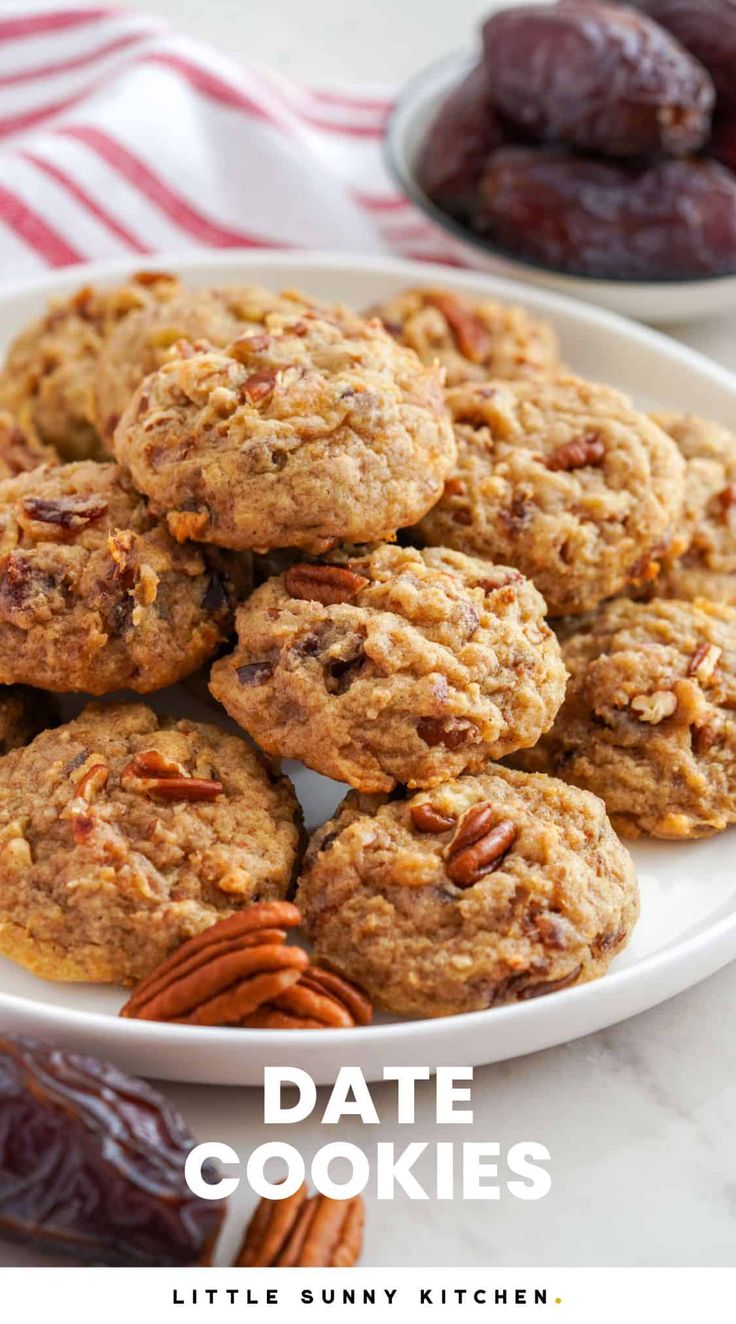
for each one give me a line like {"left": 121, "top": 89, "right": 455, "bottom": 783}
{"left": 0, "top": 4, "right": 459, "bottom": 279}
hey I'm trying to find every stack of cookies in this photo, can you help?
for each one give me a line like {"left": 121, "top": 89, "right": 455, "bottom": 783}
{"left": 0, "top": 270, "right": 731, "bottom": 1023}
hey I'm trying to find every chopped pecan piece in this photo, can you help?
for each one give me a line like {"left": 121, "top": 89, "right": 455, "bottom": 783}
{"left": 120, "top": 748, "right": 223, "bottom": 801}
{"left": 446, "top": 804, "right": 518, "bottom": 888}
{"left": 630, "top": 690, "right": 677, "bottom": 723}
{"left": 241, "top": 370, "right": 278, "bottom": 404}
{"left": 20, "top": 495, "right": 108, "bottom": 531}
{"left": 235, "top": 1185, "right": 364, "bottom": 1267}
{"left": 410, "top": 802, "right": 457, "bottom": 833}
{"left": 427, "top": 291, "right": 491, "bottom": 363}
{"left": 120, "top": 902, "right": 307, "bottom": 1025}
{"left": 284, "top": 562, "right": 369, "bottom": 606}
{"left": 75, "top": 763, "right": 109, "bottom": 803}
{"left": 544, "top": 432, "right": 605, "bottom": 471}
{"left": 688, "top": 642, "right": 721, "bottom": 681}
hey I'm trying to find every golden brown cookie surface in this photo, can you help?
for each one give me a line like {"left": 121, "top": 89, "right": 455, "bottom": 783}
{"left": 416, "top": 375, "right": 686, "bottom": 616}
{"left": 210, "top": 543, "right": 567, "bottom": 791}
{"left": 0, "top": 272, "right": 179, "bottom": 461}
{"left": 297, "top": 766, "right": 638, "bottom": 1018}
{"left": 0, "top": 461, "right": 237, "bottom": 693}
{"left": 113, "top": 308, "right": 456, "bottom": 552}
{"left": 0, "top": 703, "right": 302, "bottom": 984}
{"left": 513, "top": 597, "right": 736, "bottom": 839}
{"left": 369, "top": 286, "right": 561, "bottom": 385}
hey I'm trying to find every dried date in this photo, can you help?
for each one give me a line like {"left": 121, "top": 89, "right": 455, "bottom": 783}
{"left": 481, "top": 1, "right": 714, "bottom": 157}
{"left": 0, "top": 1035, "right": 224, "bottom": 1265}
{"left": 474, "top": 149, "right": 736, "bottom": 279}
{"left": 632, "top": 0, "right": 736, "bottom": 110}
{"left": 418, "top": 63, "right": 506, "bottom": 220}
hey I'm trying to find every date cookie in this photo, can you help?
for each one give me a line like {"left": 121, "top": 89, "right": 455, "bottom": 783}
{"left": 369, "top": 286, "right": 561, "bottom": 387}
{"left": 0, "top": 271, "right": 179, "bottom": 462}
{"left": 93, "top": 284, "right": 320, "bottom": 446}
{"left": 296, "top": 765, "right": 639, "bottom": 1018}
{"left": 415, "top": 375, "right": 686, "bottom": 616}
{"left": 209, "top": 543, "right": 567, "bottom": 792}
{"left": 0, "top": 703, "right": 302, "bottom": 984}
{"left": 647, "top": 411, "right": 736, "bottom": 605}
{"left": 513, "top": 597, "right": 736, "bottom": 838}
{"left": 113, "top": 309, "right": 456, "bottom": 553}
{"left": 0, "top": 461, "right": 237, "bottom": 693}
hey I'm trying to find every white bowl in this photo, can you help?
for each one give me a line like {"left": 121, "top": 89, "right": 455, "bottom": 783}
{"left": 1, "top": 250, "right": 736, "bottom": 1085}
{"left": 386, "top": 52, "right": 736, "bottom": 325}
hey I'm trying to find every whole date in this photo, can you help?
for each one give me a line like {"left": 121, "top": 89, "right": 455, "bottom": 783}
{"left": 474, "top": 149, "right": 736, "bottom": 279}
{"left": 481, "top": 1, "right": 714, "bottom": 157}
{"left": 418, "top": 63, "right": 506, "bottom": 220}
{"left": 0, "top": 1035, "right": 224, "bottom": 1265}
{"left": 632, "top": 0, "right": 736, "bottom": 110}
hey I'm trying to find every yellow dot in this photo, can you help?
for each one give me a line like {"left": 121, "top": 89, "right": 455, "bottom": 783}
{"left": 555, "top": 1299, "right": 562, "bottom": 1305}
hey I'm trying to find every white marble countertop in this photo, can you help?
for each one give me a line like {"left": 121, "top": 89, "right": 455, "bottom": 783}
{"left": 3, "top": 0, "right": 735, "bottom": 1270}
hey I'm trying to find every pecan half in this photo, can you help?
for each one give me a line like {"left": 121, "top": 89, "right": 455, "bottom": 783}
{"left": 235, "top": 1185, "right": 364, "bottom": 1267}
{"left": 120, "top": 749, "right": 223, "bottom": 802}
{"left": 20, "top": 495, "right": 108, "bottom": 531}
{"left": 544, "top": 432, "right": 605, "bottom": 471}
{"left": 120, "top": 902, "right": 307, "bottom": 1024}
{"left": 427, "top": 291, "right": 491, "bottom": 364}
{"left": 242, "top": 965, "right": 372, "bottom": 1029}
{"left": 284, "top": 562, "right": 369, "bottom": 606}
{"left": 410, "top": 802, "right": 457, "bottom": 834}
{"left": 446, "top": 804, "right": 518, "bottom": 888}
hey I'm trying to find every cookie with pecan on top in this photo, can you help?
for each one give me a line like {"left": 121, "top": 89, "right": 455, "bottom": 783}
{"left": 0, "top": 703, "right": 302, "bottom": 984}
{"left": 209, "top": 542, "right": 567, "bottom": 792}
{"left": 512, "top": 597, "right": 736, "bottom": 838}
{"left": 297, "top": 765, "right": 638, "bottom": 1018}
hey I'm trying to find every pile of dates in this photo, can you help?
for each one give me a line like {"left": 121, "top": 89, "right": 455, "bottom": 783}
{"left": 419, "top": 0, "right": 736, "bottom": 279}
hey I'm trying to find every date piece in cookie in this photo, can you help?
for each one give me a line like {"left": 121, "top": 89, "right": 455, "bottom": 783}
{"left": 113, "top": 309, "right": 456, "bottom": 553}
{"left": 647, "top": 411, "right": 736, "bottom": 605}
{"left": 513, "top": 597, "right": 736, "bottom": 839}
{"left": 369, "top": 286, "right": 561, "bottom": 387}
{"left": 93, "top": 285, "right": 321, "bottom": 446}
{"left": 416, "top": 375, "right": 686, "bottom": 617}
{"left": 0, "top": 461, "right": 237, "bottom": 693}
{"left": 0, "top": 272, "right": 179, "bottom": 462}
{"left": 0, "top": 703, "right": 302, "bottom": 984}
{"left": 297, "top": 765, "right": 638, "bottom": 1018}
{"left": 209, "top": 543, "right": 567, "bottom": 792}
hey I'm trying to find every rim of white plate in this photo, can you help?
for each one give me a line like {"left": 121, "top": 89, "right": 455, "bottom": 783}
{"left": 0, "top": 248, "right": 734, "bottom": 1060}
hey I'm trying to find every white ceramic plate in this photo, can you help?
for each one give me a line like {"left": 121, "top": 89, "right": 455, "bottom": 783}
{"left": 386, "top": 52, "right": 736, "bottom": 325}
{"left": 1, "top": 250, "right": 735, "bottom": 1086}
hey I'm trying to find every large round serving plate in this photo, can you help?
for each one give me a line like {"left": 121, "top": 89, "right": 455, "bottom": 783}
{"left": 0, "top": 251, "right": 734, "bottom": 1085}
